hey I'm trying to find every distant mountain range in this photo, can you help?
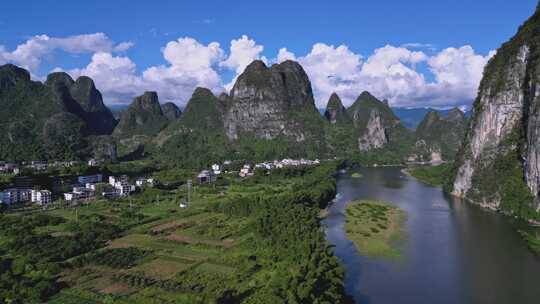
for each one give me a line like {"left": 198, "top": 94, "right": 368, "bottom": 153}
{"left": 117, "top": 102, "right": 467, "bottom": 131}
{"left": 0, "top": 59, "right": 467, "bottom": 165}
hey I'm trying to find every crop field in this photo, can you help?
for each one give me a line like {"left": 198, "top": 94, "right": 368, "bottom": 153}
{"left": 5, "top": 163, "right": 343, "bottom": 303}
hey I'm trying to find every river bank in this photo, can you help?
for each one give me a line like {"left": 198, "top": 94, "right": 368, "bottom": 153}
{"left": 323, "top": 167, "right": 540, "bottom": 304}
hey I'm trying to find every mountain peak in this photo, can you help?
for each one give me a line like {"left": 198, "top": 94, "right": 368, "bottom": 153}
{"left": 161, "top": 102, "right": 182, "bottom": 121}
{"left": 356, "top": 91, "right": 383, "bottom": 105}
{"left": 447, "top": 107, "right": 465, "bottom": 121}
{"left": 193, "top": 87, "right": 215, "bottom": 98}
{"left": 226, "top": 59, "right": 319, "bottom": 141}
{"left": 113, "top": 91, "right": 167, "bottom": 137}
{"left": 0, "top": 64, "right": 31, "bottom": 89}
{"left": 324, "top": 93, "right": 350, "bottom": 124}
{"left": 45, "top": 72, "right": 75, "bottom": 88}
{"left": 244, "top": 60, "right": 268, "bottom": 73}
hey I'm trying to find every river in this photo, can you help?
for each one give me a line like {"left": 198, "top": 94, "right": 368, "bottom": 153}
{"left": 323, "top": 167, "right": 540, "bottom": 304}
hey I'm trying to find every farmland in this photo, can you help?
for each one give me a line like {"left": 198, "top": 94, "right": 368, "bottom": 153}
{"left": 1, "top": 163, "right": 346, "bottom": 303}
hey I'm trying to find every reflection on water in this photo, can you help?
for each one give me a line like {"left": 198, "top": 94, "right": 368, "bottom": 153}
{"left": 323, "top": 167, "right": 540, "bottom": 304}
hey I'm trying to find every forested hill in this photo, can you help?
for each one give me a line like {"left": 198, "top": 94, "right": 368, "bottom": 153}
{"left": 2, "top": 61, "right": 468, "bottom": 165}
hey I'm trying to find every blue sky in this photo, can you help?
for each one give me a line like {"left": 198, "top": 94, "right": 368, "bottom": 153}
{"left": 0, "top": 0, "right": 538, "bottom": 108}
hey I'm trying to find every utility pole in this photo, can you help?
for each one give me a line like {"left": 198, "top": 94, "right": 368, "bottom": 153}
{"left": 187, "top": 179, "right": 192, "bottom": 203}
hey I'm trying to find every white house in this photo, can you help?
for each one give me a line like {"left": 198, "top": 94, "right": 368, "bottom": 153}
{"left": 136, "top": 178, "right": 155, "bottom": 187}
{"left": 31, "top": 190, "right": 52, "bottom": 205}
{"left": 64, "top": 187, "right": 95, "bottom": 202}
{"left": 239, "top": 165, "right": 253, "bottom": 178}
{"left": 109, "top": 175, "right": 135, "bottom": 196}
{"left": 87, "top": 159, "right": 102, "bottom": 167}
{"left": 211, "top": 164, "right": 222, "bottom": 175}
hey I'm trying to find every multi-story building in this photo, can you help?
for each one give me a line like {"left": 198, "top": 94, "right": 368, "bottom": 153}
{"left": 64, "top": 187, "right": 95, "bottom": 202}
{"left": 0, "top": 188, "right": 32, "bottom": 205}
{"left": 109, "top": 175, "right": 135, "bottom": 197}
{"left": 31, "top": 190, "right": 52, "bottom": 205}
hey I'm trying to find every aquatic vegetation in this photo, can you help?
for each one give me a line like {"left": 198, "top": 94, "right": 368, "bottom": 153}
{"left": 344, "top": 200, "right": 407, "bottom": 259}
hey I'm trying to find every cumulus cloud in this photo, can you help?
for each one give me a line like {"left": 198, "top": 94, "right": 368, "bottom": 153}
{"left": 113, "top": 41, "right": 135, "bottom": 52}
{"left": 62, "top": 37, "right": 226, "bottom": 104}
{"left": 1, "top": 33, "right": 114, "bottom": 72}
{"left": 293, "top": 43, "right": 364, "bottom": 105}
{"left": 281, "top": 43, "right": 493, "bottom": 109}
{"left": 67, "top": 52, "right": 144, "bottom": 102}
{"left": 141, "top": 37, "right": 224, "bottom": 102}
{"left": 2, "top": 32, "right": 494, "bottom": 109}
{"left": 276, "top": 48, "right": 296, "bottom": 63}
{"left": 220, "top": 35, "right": 268, "bottom": 90}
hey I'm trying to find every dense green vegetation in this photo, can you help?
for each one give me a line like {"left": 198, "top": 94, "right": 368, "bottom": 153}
{"left": 414, "top": 110, "right": 466, "bottom": 162}
{"left": 0, "top": 213, "right": 122, "bottom": 303}
{"left": 519, "top": 230, "right": 540, "bottom": 256}
{"left": 344, "top": 200, "right": 406, "bottom": 259}
{"left": 407, "top": 163, "right": 453, "bottom": 187}
{"left": 0, "top": 162, "right": 348, "bottom": 303}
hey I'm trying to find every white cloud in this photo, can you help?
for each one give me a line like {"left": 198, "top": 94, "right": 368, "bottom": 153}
{"left": 220, "top": 35, "right": 268, "bottom": 89}
{"left": 279, "top": 43, "right": 493, "bottom": 109}
{"left": 2, "top": 32, "right": 494, "bottom": 109}
{"left": 276, "top": 48, "right": 296, "bottom": 63}
{"left": 293, "top": 43, "right": 364, "bottom": 106}
{"left": 67, "top": 52, "right": 144, "bottom": 102}
{"left": 428, "top": 46, "right": 492, "bottom": 87}
{"left": 162, "top": 37, "right": 224, "bottom": 72}
{"left": 2, "top": 33, "right": 115, "bottom": 72}
{"left": 62, "top": 37, "right": 225, "bottom": 104}
{"left": 113, "top": 41, "right": 134, "bottom": 52}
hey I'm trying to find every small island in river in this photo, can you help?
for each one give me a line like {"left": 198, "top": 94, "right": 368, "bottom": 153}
{"left": 344, "top": 200, "right": 407, "bottom": 259}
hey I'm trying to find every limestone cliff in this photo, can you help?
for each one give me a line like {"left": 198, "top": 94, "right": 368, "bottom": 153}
{"left": 224, "top": 60, "right": 323, "bottom": 142}
{"left": 358, "top": 109, "right": 387, "bottom": 151}
{"left": 0, "top": 64, "right": 116, "bottom": 160}
{"left": 161, "top": 102, "right": 182, "bottom": 121}
{"left": 452, "top": 4, "right": 540, "bottom": 217}
{"left": 113, "top": 91, "right": 168, "bottom": 137}
{"left": 46, "top": 72, "right": 117, "bottom": 135}
{"left": 347, "top": 91, "right": 410, "bottom": 152}
{"left": 414, "top": 108, "right": 466, "bottom": 161}
{"left": 324, "top": 93, "right": 350, "bottom": 124}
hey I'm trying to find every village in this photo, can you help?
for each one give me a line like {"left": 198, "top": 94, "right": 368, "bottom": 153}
{"left": 0, "top": 158, "right": 321, "bottom": 209}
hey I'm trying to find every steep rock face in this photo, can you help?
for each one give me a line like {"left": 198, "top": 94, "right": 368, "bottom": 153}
{"left": 347, "top": 91, "right": 409, "bottom": 151}
{"left": 70, "top": 76, "right": 117, "bottom": 134}
{"left": 0, "top": 64, "right": 93, "bottom": 160}
{"left": 358, "top": 110, "right": 387, "bottom": 151}
{"left": 414, "top": 108, "right": 466, "bottom": 161}
{"left": 224, "top": 60, "right": 322, "bottom": 142}
{"left": 324, "top": 93, "right": 350, "bottom": 124}
{"left": 161, "top": 102, "right": 182, "bottom": 120}
{"left": 452, "top": 4, "right": 540, "bottom": 216}
{"left": 0, "top": 64, "right": 31, "bottom": 90}
{"left": 114, "top": 91, "right": 168, "bottom": 137}
{"left": 45, "top": 72, "right": 116, "bottom": 135}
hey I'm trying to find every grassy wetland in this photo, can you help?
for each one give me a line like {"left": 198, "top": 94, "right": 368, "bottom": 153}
{"left": 344, "top": 200, "right": 407, "bottom": 259}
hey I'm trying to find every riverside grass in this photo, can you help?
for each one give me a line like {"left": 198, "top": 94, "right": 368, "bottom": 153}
{"left": 344, "top": 200, "right": 407, "bottom": 259}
